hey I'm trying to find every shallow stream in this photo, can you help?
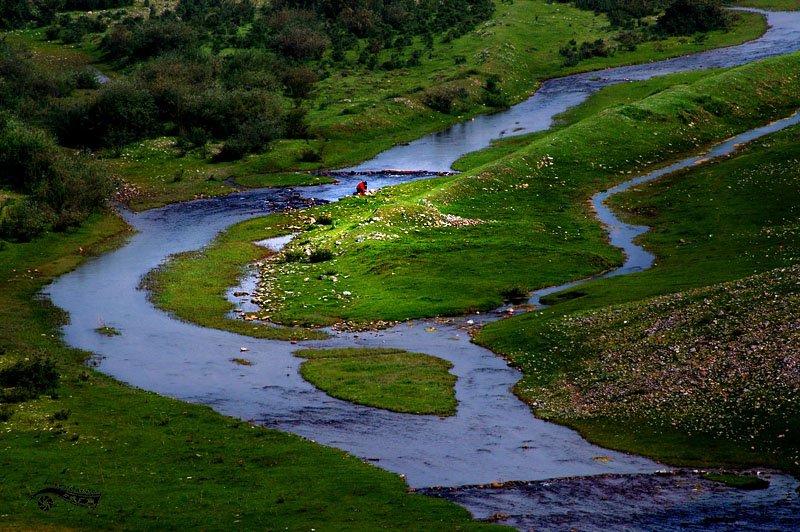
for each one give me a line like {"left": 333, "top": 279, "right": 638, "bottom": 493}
{"left": 46, "top": 9, "right": 800, "bottom": 530}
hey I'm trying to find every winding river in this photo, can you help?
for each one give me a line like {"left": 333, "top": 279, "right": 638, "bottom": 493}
{"left": 47, "top": 9, "right": 800, "bottom": 531}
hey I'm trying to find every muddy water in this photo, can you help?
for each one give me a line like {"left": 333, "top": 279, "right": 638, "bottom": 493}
{"left": 46, "top": 9, "right": 800, "bottom": 531}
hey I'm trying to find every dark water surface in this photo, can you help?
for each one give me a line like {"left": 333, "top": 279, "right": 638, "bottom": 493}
{"left": 46, "top": 9, "right": 800, "bottom": 531}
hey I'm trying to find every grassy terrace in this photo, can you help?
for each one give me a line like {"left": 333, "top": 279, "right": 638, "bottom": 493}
{"left": 295, "top": 348, "right": 458, "bottom": 416}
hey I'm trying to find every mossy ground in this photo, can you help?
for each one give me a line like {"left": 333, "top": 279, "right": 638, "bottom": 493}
{"left": 295, "top": 348, "right": 458, "bottom": 416}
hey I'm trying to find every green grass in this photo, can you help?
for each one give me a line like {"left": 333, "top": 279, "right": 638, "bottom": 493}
{"left": 701, "top": 472, "right": 771, "bottom": 489}
{"left": 732, "top": 0, "right": 800, "bottom": 11}
{"left": 474, "top": 121, "right": 800, "bottom": 477}
{"left": 246, "top": 52, "right": 800, "bottom": 328}
{"left": 106, "top": 138, "right": 237, "bottom": 211}
{"left": 0, "top": 219, "right": 509, "bottom": 530}
{"left": 294, "top": 348, "right": 458, "bottom": 416}
{"left": 452, "top": 68, "right": 724, "bottom": 172}
{"left": 141, "top": 213, "right": 328, "bottom": 340}
{"left": 94, "top": 326, "right": 120, "bottom": 336}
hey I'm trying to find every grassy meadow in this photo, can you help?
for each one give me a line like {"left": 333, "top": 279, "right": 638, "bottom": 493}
{"left": 475, "top": 118, "right": 800, "bottom": 477}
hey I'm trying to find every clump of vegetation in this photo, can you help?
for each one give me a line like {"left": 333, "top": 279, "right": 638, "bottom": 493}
{"left": 0, "top": 404, "right": 15, "bottom": 422}
{"left": 0, "top": 355, "right": 59, "bottom": 403}
{"left": 51, "top": 408, "right": 71, "bottom": 421}
{"left": 0, "top": 118, "right": 111, "bottom": 241}
{"left": 295, "top": 347, "right": 458, "bottom": 415}
{"left": 657, "top": 0, "right": 731, "bottom": 35}
{"left": 95, "top": 326, "right": 121, "bottom": 336}
{"left": 308, "top": 248, "right": 333, "bottom": 263}
{"left": 421, "top": 84, "right": 470, "bottom": 114}
{"left": 702, "top": 472, "right": 770, "bottom": 490}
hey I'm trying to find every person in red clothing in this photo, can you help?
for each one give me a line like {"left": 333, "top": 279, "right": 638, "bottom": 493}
{"left": 355, "top": 181, "right": 368, "bottom": 195}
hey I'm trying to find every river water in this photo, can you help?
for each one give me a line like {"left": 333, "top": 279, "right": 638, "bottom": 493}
{"left": 46, "top": 9, "right": 800, "bottom": 530}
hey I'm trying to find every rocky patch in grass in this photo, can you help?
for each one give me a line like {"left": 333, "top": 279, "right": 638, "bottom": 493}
{"left": 526, "top": 264, "right": 800, "bottom": 467}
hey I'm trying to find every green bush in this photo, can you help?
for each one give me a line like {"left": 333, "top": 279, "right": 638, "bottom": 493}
{"left": 0, "top": 404, "right": 14, "bottom": 422}
{"left": 308, "top": 248, "right": 333, "bottom": 263}
{"left": 421, "top": 84, "right": 469, "bottom": 114}
{"left": 0, "top": 356, "right": 59, "bottom": 403}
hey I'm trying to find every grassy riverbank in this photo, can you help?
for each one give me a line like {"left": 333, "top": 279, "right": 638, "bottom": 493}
{"left": 212, "top": 52, "right": 800, "bottom": 329}
{"left": 476, "top": 120, "right": 800, "bottom": 477}
{"left": 295, "top": 348, "right": 458, "bottom": 416}
{"left": 140, "top": 213, "right": 329, "bottom": 341}
{"left": 0, "top": 214, "right": 508, "bottom": 530}
{"left": 144, "top": 52, "right": 800, "bottom": 332}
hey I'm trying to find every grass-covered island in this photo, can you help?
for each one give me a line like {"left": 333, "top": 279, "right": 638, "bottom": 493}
{"left": 295, "top": 347, "right": 458, "bottom": 415}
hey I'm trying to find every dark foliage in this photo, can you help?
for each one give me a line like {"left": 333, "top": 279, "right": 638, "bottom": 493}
{"left": 421, "top": 84, "right": 469, "bottom": 114}
{"left": 0, "top": 356, "right": 59, "bottom": 403}
{"left": 657, "top": 0, "right": 729, "bottom": 35}
{"left": 0, "top": 120, "right": 112, "bottom": 240}
{"left": 558, "top": 0, "right": 665, "bottom": 28}
{"left": 559, "top": 38, "right": 613, "bottom": 66}
{"left": 0, "top": 0, "right": 61, "bottom": 28}
{"left": 63, "top": 0, "right": 132, "bottom": 10}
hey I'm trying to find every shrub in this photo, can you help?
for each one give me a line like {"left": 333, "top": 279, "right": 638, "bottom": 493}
{"left": 657, "top": 0, "right": 730, "bottom": 35}
{"left": 283, "top": 108, "right": 310, "bottom": 141}
{"left": 308, "top": 248, "right": 333, "bottom": 263}
{"left": 95, "top": 80, "right": 159, "bottom": 148}
{"left": 421, "top": 84, "right": 469, "bottom": 114}
{"left": 282, "top": 66, "right": 318, "bottom": 100}
{"left": 69, "top": 66, "right": 100, "bottom": 90}
{"left": 0, "top": 198, "right": 54, "bottom": 242}
{"left": 0, "top": 356, "right": 59, "bottom": 402}
{"left": 52, "top": 408, "right": 71, "bottom": 421}
{"left": 176, "top": 127, "right": 210, "bottom": 151}
{"left": 269, "top": 9, "right": 329, "bottom": 59}
{"left": 299, "top": 148, "right": 322, "bottom": 162}
{"left": 0, "top": 405, "right": 14, "bottom": 422}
